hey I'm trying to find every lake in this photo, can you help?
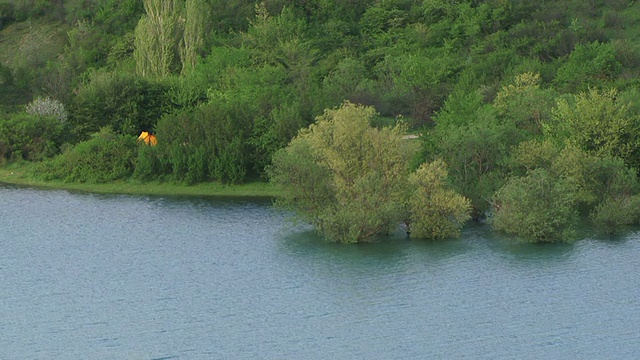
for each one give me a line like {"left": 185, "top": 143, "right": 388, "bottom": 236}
{"left": 1, "top": 184, "right": 639, "bottom": 359}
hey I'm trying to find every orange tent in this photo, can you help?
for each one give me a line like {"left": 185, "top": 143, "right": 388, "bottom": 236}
{"left": 138, "top": 131, "right": 157, "bottom": 146}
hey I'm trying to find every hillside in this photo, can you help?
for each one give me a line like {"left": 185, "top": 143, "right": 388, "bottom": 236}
{"left": 3, "top": 0, "right": 640, "bottom": 239}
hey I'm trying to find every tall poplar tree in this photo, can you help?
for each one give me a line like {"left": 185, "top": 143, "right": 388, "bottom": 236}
{"left": 134, "top": 0, "right": 182, "bottom": 77}
{"left": 180, "top": 0, "right": 207, "bottom": 74}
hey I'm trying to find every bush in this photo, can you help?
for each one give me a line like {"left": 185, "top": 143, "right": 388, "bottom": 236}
{"left": 37, "top": 128, "right": 137, "bottom": 183}
{"left": 133, "top": 143, "right": 162, "bottom": 181}
{"left": 491, "top": 169, "right": 579, "bottom": 242}
{"left": 149, "top": 103, "right": 251, "bottom": 184}
{"left": 590, "top": 195, "right": 640, "bottom": 234}
{"left": 269, "top": 102, "right": 469, "bottom": 243}
{"left": 0, "top": 113, "right": 66, "bottom": 161}
{"left": 407, "top": 160, "right": 471, "bottom": 239}
{"left": 68, "top": 72, "right": 170, "bottom": 138}
{"left": 25, "top": 97, "right": 68, "bottom": 123}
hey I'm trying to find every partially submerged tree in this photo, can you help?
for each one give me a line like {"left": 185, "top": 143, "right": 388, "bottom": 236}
{"left": 406, "top": 160, "right": 471, "bottom": 239}
{"left": 269, "top": 102, "right": 470, "bottom": 243}
{"left": 491, "top": 168, "right": 579, "bottom": 242}
{"left": 495, "top": 139, "right": 640, "bottom": 240}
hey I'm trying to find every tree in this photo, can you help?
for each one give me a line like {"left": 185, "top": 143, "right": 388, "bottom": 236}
{"left": 493, "top": 72, "right": 556, "bottom": 136}
{"left": 269, "top": 102, "right": 470, "bottom": 243}
{"left": 25, "top": 97, "right": 68, "bottom": 123}
{"left": 269, "top": 102, "right": 410, "bottom": 243}
{"left": 491, "top": 168, "right": 579, "bottom": 242}
{"left": 150, "top": 102, "right": 251, "bottom": 184}
{"left": 406, "top": 159, "right": 471, "bottom": 239}
{"left": 507, "top": 139, "right": 640, "bottom": 236}
{"left": 134, "top": 0, "right": 182, "bottom": 77}
{"left": 68, "top": 72, "right": 169, "bottom": 137}
{"left": 426, "top": 92, "right": 516, "bottom": 217}
{"left": 554, "top": 42, "right": 621, "bottom": 93}
{"left": 547, "top": 88, "right": 640, "bottom": 170}
{"left": 180, "top": 0, "right": 207, "bottom": 74}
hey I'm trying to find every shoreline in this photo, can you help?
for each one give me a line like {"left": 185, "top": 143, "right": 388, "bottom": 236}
{"left": 0, "top": 166, "right": 278, "bottom": 198}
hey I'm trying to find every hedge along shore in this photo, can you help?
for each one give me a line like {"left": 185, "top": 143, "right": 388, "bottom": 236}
{"left": 0, "top": 165, "right": 278, "bottom": 198}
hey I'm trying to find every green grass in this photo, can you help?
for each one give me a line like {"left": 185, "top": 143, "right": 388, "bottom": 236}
{"left": 0, "top": 163, "right": 279, "bottom": 198}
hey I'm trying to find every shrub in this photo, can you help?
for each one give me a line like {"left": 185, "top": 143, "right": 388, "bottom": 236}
{"left": 68, "top": 72, "right": 170, "bottom": 138}
{"left": 406, "top": 160, "right": 471, "bottom": 239}
{"left": 270, "top": 102, "right": 472, "bottom": 243}
{"left": 590, "top": 195, "right": 640, "bottom": 234}
{"left": 37, "top": 128, "right": 137, "bottom": 183}
{"left": 0, "top": 113, "right": 65, "bottom": 161}
{"left": 133, "top": 143, "right": 162, "bottom": 181}
{"left": 491, "top": 169, "right": 579, "bottom": 242}
{"left": 25, "top": 97, "right": 68, "bottom": 123}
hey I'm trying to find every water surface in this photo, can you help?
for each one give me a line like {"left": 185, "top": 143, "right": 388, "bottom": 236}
{"left": 1, "top": 184, "right": 638, "bottom": 359}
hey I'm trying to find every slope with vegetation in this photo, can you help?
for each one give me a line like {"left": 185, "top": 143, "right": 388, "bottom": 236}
{"left": 2, "top": 0, "right": 640, "bottom": 242}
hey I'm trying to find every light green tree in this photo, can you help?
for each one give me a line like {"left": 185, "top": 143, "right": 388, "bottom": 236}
{"left": 134, "top": 0, "right": 182, "bottom": 77}
{"left": 270, "top": 102, "right": 410, "bottom": 243}
{"left": 546, "top": 88, "right": 640, "bottom": 170}
{"left": 180, "top": 0, "right": 207, "bottom": 74}
{"left": 270, "top": 102, "right": 470, "bottom": 243}
{"left": 407, "top": 160, "right": 471, "bottom": 239}
{"left": 493, "top": 72, "right": 557, "bottom": 135}
{"left": 505, "top": 139, "right": 640, "bottom": 236}
{"left": 491, "top": 168, "right": 579, "bottom": 243}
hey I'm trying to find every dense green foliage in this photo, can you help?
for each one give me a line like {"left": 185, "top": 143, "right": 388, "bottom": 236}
{"left": 269, "top": 102, "right": 410, "bottom": 243}
{"left": 269, "top": 102, "right": 470, "bottom": 243}
{"left": 0, "top": 113, "right": 66, "bottom": 162}
{"left": 68, "top": 72, "right": 170, "bottom": 138}
{"left": 491, "top": 168, "right": 579, "bottom": 242}
{"left": 406, "top": 160, "right": 471, "bottom": 239}
{"left": 3, "top": 0, "right": 640, "bottom": 242}
{"left": 37, "top": 127, "right": 137, "bottom": 183}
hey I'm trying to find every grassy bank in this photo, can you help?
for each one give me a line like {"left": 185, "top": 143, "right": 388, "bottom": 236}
{"left": 0, "top": 163, "right": 278, "bottom": 198}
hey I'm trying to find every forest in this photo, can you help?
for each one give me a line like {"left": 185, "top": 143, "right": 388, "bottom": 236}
{"left": 2, "top": 0, "right": 640, "bottom": 242}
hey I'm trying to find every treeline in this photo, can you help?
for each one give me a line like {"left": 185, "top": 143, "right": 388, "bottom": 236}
{"left": 2, "top": 0, "right": 640, "bottom": 241}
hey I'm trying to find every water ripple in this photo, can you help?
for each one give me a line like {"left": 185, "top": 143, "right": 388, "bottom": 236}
{"left": 1, "top": 184, "right": 639, "bottom": 358}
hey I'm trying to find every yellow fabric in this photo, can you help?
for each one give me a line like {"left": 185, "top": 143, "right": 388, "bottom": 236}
{"left": 138, "top": 131, "right": 157, "bottom": 146}
{"left": 147, "top": 134, "right": 157, "bottom": 146}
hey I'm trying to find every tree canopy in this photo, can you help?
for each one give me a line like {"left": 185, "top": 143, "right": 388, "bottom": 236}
{"left": 269, "top": 102, "right": 470, "bottom": 243}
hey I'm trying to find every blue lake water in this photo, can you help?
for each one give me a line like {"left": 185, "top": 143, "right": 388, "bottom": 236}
{"left": 1, "top": 184, "right": 639, "bottom": 359}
